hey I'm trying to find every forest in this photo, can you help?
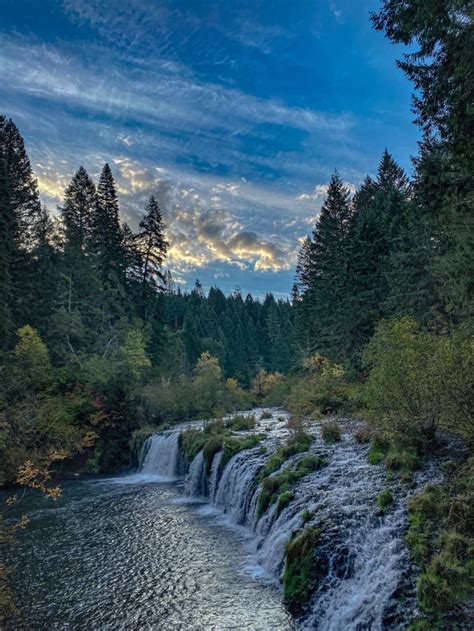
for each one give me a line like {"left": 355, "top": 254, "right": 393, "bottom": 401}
{"left": 1, "top": 0, "right": 473, "bottom": 629}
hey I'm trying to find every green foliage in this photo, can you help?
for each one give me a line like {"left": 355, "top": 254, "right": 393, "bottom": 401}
{"left": 179, "top": 422, "right": 264, "bottom": 475}
{"left": 14, "top": 325, "right": 51, "bottom": 389}
{"left": 377, "top": 489, "right": 394, "bottom": 511}
{"left": 276, "top": 491, "right": 294, "bottom": 516}
{"left": 283, "top": 527, "right": 321, "bottom": 613}
{"left": 405, "top": 459, "right": 474, "bottom": 626}
{"left": 286, "top": 354, "right": 352, "bottom": 417}
{"left": 129, "top": 426, "right": 155, "bottom": 467}
{"left": 120, "top": 330, "right": 151, "bottom": 379}
{"left": 321, "top": 421, "right": 341, "bottom": 443}
{"left": 259, "top": 433, "right": 314, "bottom": 480}
{"left": 225, "top": 414, "right": 256, "bottom": 431}
{"left": 219, "top": 434, "right": 264, "bottom": 471}
{"left": 257, "top": 452, "right": 326, "bottom": 518}
{"left": 363, "top": 318, "right": 474, "bottom": 446}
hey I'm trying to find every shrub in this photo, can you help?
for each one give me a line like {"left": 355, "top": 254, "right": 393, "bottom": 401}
{"left": 260, "top": 410, "right": 272, "bottom": 420}
{"left": 259, "top": 433, "right": 314, "bottom": 480}
{"left": 385, "top": 448, "right": 420, "bottom": 473}
{"left": 285, "top": 354, "right": 352, "bottom": 417}
{"left": 321, "top": 422, "right": 341, "bottom": 443}
{"left": 354, "top": 426, "right": 372, "bottom": 443}
{"left": 283, "top": 527, "right": 320, "bottom": 612}
{"left": 301, "top": 509, "right": 312, "bottom": 524}
{"left": 363, "top": 318, "right": 474, "bottom": 447}
{"left": 203, "top": 435, "right": 224, "bottom": 474}
{"left": 377, "top": 489, "right": 394, "bottom": 511}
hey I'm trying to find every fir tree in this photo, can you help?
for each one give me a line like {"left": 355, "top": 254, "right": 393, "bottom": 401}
{"left": 92, "top": 163, "right": 126, "bottom": 319}
{"left": 60, "top": 166, "right": 99, "bottom": 317}
{"left": 136, "top": 195, "right": 168, "bottom": 321}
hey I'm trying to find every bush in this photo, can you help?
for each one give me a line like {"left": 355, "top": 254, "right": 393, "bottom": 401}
{"left": 385, "top": 448, "right": 420, "bottom": 473}
{"left": 363, "top": 318, "right": 474, "bottom": 447}
{"left": 321, "top": 421, "right": 341, "bottom": 443}
{"left": 285, "top": 354, "right": 353, "bottom": 417}
{"left": 283, "top": 527, "right": 320, "bottom": 612}
{"left": 354, "top": 426, "right": 372, "bottom": 443}
{"left": 260, "top": 410, "right": 272, "bottom": 420}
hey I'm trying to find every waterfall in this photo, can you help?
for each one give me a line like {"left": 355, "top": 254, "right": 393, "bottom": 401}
{"left": 138, "top": 414, "right": 446, "bottom": 629}
{"left": 140, "top": 432, "right": 180, "bottom": 479}
{"left": 185, "top": 451, "right": 206, "bottom": 496}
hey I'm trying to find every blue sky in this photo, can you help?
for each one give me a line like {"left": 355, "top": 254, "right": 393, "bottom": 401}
{"left": 1, "top": 0, "right": 419, "bottom": 296}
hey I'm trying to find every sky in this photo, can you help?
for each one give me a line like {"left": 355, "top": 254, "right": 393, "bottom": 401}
{"left": 1, "top": 0, "right": 419, "bottom": 297}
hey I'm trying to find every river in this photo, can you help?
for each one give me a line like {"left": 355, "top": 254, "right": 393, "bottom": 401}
{"left": 7, "top": 474, "right": 294, "bottom": 630}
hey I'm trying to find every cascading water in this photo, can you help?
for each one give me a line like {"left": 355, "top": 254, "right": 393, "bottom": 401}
{"left": 140, "top": 432, "right": 180, "bottom": 479}
{"left": 140, "top": 412, "right": 446, "bottom": 630}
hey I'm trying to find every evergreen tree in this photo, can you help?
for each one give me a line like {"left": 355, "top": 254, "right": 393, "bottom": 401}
{"left": 0, "top": 116, "right": 42, "bottom": 348}
{"left": 302, "top": 171, "right": 353, "bottom": 359}
{"left": 60, "top": 166, "right": 99, "bottom": 317}
{"left": 92, "top": 163, "right": 126, "bottom": 320}
{"left": 372, "top": 0, "right": 474, "bottom": 321}
{"left": 135, "top": 195, "right": 168, "bottom": 321}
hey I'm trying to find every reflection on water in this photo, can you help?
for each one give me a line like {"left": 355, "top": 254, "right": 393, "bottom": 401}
{"left": 7, "top": 476, "right": 295, "bottom": 630}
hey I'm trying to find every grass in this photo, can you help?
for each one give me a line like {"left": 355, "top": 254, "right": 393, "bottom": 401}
{"left": 405, "top": 457, "right": 474, "bottom": 628}
{"left": 180, "top": 423, "right": 264, "bottom": 474}
{"left": 321, "top": 421, "right": 341, "bottom": 443}
{"left": 257, "top": 453, "right": 326, "bottom": 519}
{"left": 283, "top": 526, "right": 320, "bottom": 613}
{"left": 377, "top": 488, "right": 393, "bottom": 511}
{"left": 259, "top": 433, "right": 314, "bottom": 480}
{"left": 225, "top": 414, "right": 256, "bottom": 431}
{"left": 260, "top": 410, "right": 273, "bottom": 420}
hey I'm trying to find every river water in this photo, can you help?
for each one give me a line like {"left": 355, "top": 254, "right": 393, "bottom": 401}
{"left": 7, "top": 475, "right": 294, "bottom": 630}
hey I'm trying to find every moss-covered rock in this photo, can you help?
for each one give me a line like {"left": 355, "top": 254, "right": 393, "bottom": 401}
{"left": 283, "top": 526, "right": 321, "bottom": 613}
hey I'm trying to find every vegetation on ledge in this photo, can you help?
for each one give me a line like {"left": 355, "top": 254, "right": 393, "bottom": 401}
{"left": 283, "top": 526, "right": 321, "bottom": 613}
{"left": 257, "top": 453, "right": 326, "bottom": 519}
{"left": 405, "top": 458, "right": 474, "bottom": 629}
{"left": 179, "top": 420, "right": 264, "bottom": 476}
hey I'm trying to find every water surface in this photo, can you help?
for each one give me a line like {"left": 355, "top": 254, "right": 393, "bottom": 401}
{"left": 7, "top": 475, "right": 294, "bottom": 630}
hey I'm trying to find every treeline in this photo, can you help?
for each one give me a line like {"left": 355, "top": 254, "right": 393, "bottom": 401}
{"left": 161, "top": 285, "right": 293, "bottom": 384}
{"left": 0, "top": 115, "right": 293, "bottom": 484}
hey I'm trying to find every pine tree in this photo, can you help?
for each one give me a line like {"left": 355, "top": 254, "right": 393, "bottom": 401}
{"left": 60, "top": 166, "right": 99, "bottom": 316}
{"left": 92, "top": 163, "right": 126, "bottom": 324}
{"left": 26, "top": 206, "right": 61, "bottom": 334}
{"left": 136, "top": 195, "right": 168, "bottom": 321}
{"left": 0, "top": 148, "right": 15, "bottom": 350}
{"left": 0, "top": 115, "right": 42, "bottom": 348}
{"left": 293, "top": 236, "right": 313, "bottom": 300}
{"left": 303, "top": 171, "right": 353, "bottom": 359}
